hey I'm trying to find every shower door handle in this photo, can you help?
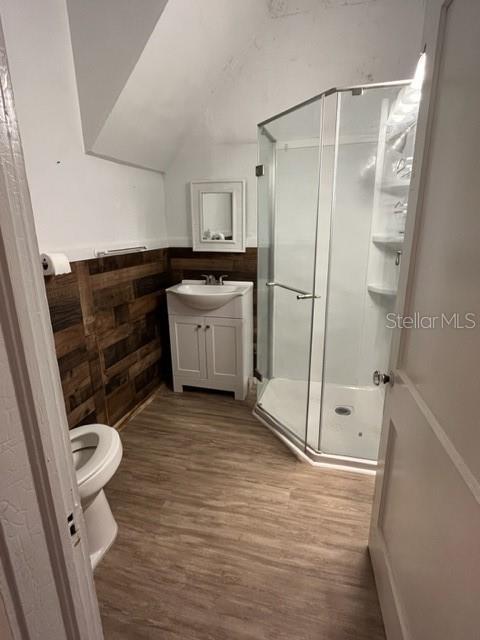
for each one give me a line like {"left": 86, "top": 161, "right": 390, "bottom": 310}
{"left": 296, "top": 293, "right": 321, "bottom": 300}
{"left": 266, "top": 281, "right": 316, "bottom": 297}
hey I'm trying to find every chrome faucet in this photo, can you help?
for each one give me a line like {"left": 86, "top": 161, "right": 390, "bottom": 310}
{"left": 201, "top": 274, "right": 217, "bottom": 285}
{"left": 201, "top": 274, "right": 230, "bottom": 285}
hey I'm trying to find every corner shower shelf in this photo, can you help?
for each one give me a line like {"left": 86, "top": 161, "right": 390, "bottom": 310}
{"left": 367, "top": 284, "right": 397, "bottom": 297}
{"left": 381, "top": 179, "right": 410, "bottom": 195}
{"left": 372, "top": 234, "right": 404, "bottom": 251}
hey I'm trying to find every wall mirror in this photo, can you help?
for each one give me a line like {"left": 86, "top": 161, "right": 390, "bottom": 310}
{"left": 191, "top": 180, "right": 245, "bottom": 252}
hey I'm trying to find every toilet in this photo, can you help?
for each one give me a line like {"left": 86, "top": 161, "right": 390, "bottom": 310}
{"left": 69, "top": 424, "right": 123, "bottom": 569}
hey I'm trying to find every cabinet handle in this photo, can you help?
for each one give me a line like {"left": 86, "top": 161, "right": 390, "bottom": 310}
{"left": 205, "top": 325, "right": 211, "bottom": 330}
{"left": 196, "top": 324, "right": 202, "bottom": 329}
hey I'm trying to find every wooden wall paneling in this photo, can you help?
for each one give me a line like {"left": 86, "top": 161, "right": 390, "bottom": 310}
{"left": 45, "top": 249, "right": 170, "bottom": 429}
{"left": 61, "top": 361, "right": 90, "bottom": 397}
{"left": 53, "top": 323, "right": 85, "bottom": 358}
{"left": 168, "top": 247, "right": 257, "bottom": 282}
{"left": 104, "top": 381, "right": 134, "bottom": 425}
{"left": 45, "top": 269, "right": 96, "bottom": 427}
{"left": 44, "top": 247, "right": 256, "bottom": 430}
{"left": 77, "top": 261, "right": 107, "bottom": 423}
{"left": 89, "top": 261, "right": 164, "bottom": 291}
{"left": 44, "top": 271, "right": 83, "bottom": 332}
{"left": 91, "top": 251, "right": 169, "bottom": 426}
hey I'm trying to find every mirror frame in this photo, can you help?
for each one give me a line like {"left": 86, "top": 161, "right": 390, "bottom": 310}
{"left": 190, "top": 180, "right": 246, "bottom": 253}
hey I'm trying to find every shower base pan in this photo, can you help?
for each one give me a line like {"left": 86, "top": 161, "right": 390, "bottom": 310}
{"left": 253, "top": 381, "right": 378, "bottom": 474}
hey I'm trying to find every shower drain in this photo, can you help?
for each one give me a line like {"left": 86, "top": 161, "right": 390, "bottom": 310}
{"left": 334, "top": 405, "right": 352, "bottom": 416}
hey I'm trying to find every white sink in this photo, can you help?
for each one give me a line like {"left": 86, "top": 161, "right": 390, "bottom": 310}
{"left": 167, "top": 281, "right": 250, "bottom": 311}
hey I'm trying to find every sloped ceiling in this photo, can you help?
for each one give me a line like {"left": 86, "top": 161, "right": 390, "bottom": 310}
{"left": 68, "top": 0, "right": 268, "bottom": 173}
{"left": 68, "top": 0, "right": 425, "bottom": 174}
{"left": 66, "top": 0, "right": 169, "bottom": 151}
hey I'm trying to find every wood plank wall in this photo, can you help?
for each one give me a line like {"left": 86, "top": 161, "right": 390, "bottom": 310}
{"left": 45, "top": 249, "right": 169, "bottom": 429}
{"left": 44, "top": 247, "right": 257, "bottom": 430}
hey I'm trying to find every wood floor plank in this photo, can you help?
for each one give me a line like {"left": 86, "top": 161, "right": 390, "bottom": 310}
{"left": 95, "top": 386, "right": 385, "bottom": 640}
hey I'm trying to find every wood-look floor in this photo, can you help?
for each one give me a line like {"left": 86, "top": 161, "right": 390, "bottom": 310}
{"left": 95, "top": 386, "right": 385, "bottom": 640}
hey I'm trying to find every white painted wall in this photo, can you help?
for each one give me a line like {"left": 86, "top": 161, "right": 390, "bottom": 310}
{"left": 92, "top": 0, "right": 266, "bottom": 172}
{"left": 166, "top": 133, "right": 256, "bottom": 246}
{"left": 165, "top": 0, "right": 425, "bottom": 247}
{"left": 0, "top": 0, "right": 167, "bottom": 262}
{"left": 0, "top": 0, "right": 426, "bottom": 258}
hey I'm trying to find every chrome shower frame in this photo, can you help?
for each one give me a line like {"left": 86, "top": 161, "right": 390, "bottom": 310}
{"left": 254, "top": 79, "right": 413, "bottom": 473}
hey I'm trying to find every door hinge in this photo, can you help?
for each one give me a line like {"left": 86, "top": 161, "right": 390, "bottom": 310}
{"left": 67, "top": 512, "right": 77, "bottom": 537}
{"left": 255, "top": 164, "right": 264, "bottom": 177}
{"left": 254, "top": 368, "right": 263, "bottom": 382}
{"left": 372, "top": 370, "right": 394, "bottom": 386}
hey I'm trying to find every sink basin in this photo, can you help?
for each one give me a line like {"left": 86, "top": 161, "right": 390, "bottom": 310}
{"left": 167, "top": 282, "right": 249, "bottom": 311}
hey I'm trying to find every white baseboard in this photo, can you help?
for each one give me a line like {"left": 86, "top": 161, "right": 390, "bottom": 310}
{"left": 369, "top": 530, "right": 408, "bottom": 640}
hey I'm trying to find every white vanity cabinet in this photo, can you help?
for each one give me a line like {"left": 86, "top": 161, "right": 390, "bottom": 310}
{"left": 166, "top": 281, "right": 253, "bottom": 400}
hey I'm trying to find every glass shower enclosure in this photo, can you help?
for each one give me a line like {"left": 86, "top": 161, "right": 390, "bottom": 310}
{"left": 255, "top": 80, "right": 421, "bottom": 470}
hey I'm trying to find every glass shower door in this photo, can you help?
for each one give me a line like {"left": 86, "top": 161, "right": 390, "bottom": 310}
{"left": 256, "top": 99, "right": 322, "bottom": 446}
{"left": 256, "top": 128, "right": 275, "bottom": 401}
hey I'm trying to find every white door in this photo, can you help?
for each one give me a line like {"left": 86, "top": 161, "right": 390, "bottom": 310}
{"left": 0, "top": 19, "right": 103, "bottom": 639}
{"left": 170, "top": 315, "right": 207, "bottom": 379}
{"left": 369, "top": 2, "right": 480, "bottom": 639}
{"left": 205, "top": 317, "right": 242, "bottom": 384}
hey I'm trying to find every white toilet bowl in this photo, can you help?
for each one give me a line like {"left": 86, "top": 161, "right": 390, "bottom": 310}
{"left": 69, "top": 424, "right": 122, "bottom": 569}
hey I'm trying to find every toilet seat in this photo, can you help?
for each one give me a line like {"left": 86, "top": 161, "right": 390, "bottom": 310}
{"left": 70, "top": 424, "right": 122, "bottom": 501}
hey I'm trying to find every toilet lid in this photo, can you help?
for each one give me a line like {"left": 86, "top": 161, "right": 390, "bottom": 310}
{"left": 69, "top": 424, "right": 121, "bottom": 487}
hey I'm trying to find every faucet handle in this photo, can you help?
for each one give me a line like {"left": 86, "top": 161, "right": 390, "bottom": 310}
{"left": 200, "top": 274, "right": 210, "bottom": 284}
{"left": 219, "top": 274, "right": 229, "bottom": 285}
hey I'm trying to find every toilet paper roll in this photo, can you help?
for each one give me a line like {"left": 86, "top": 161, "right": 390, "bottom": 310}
{"left": 40, "top": 252, "right": 72, "bottom": 276}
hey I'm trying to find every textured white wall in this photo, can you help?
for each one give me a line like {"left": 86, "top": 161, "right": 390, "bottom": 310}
{"left": 0, "top": 0, "right": 168, "bottom": 261}
{"left": 165, "top": 0, "right": 426, "bottom": 246}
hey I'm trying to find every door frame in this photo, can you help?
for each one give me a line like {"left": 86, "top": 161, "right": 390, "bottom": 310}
{"left": 368, "top": 1, "right": 452, "bottom": 638}
{"left": 0, "top": 19, "right": 103, "bottom": 640}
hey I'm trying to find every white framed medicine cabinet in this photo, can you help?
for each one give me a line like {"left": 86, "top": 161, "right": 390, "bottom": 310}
{"left": 190, "top": 180, "right": 246, "bottom": 252}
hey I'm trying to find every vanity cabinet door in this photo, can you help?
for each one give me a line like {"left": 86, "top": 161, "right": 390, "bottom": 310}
{"left": 169, "top": 315, "right": 207, "bottom": 380}
{"left": 205, "top": 317, "right": 243, "bottom": 385}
